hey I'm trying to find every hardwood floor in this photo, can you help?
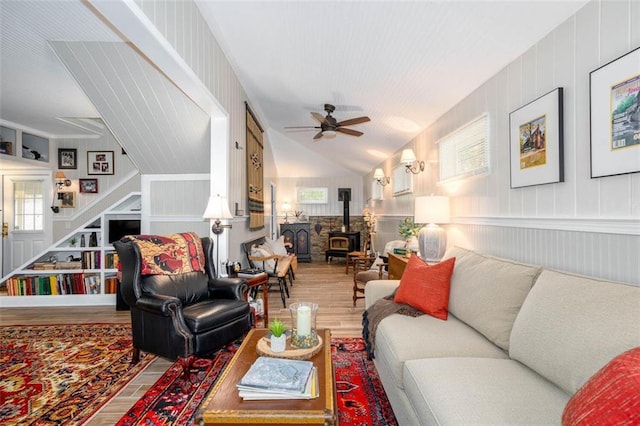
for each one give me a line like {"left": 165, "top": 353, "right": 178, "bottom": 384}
{"left": 1, "top": 260, "right": 366, "bottom": 425}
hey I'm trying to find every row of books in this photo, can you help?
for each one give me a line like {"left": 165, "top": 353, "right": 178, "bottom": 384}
{"left": 3, "top": 273, "right": 114, "bottom": 296}
{"left": 236, "top": 356, "right": 318, "bottom": 400}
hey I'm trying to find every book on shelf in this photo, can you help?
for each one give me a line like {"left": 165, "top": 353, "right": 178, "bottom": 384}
{"left": 236, "top": 356, "right": 318, "bottom": 400}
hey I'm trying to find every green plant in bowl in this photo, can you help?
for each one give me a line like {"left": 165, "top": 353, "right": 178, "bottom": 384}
{"left": 268, "top": 318, "right": 287, "bottom": 338}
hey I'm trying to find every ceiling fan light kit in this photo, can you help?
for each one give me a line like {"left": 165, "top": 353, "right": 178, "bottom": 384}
{"left": 286, "top": 103, "right": 370, "bottom": 140}
{"left": 401, "top": 148, "right": 425, "bottom": 174}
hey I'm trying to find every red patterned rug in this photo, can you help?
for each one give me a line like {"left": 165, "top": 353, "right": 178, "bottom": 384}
{"left": 0, "top": 323, "right": 155, "bottom": 425}
{"left": 116, "top": 337, "right": 397, "bottom": 425}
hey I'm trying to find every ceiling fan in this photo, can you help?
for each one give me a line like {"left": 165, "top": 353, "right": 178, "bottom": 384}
{"left": 285, "top": 104, "right": 370, "bottom": 140}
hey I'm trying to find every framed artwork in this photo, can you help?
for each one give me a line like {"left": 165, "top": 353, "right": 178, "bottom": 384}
{"left": 246, "top": 104, "right": 264, "bottom": 230}
{"left": 393, "top": 165, "right": 413, "bottom": 196}
{"left": 87, "top": 151, "right": 114, "bottom": 175}
{"left": 296, "top": 187, "right": 328, "bottom": 204}
{"left": 60, "top": 192, "right": 76, "bottom": 208}
{"left": 509, "top": 87, "right": 564, "bottom": 188}
{"left": 58, "top": 148, "right": 77, "bottom": 169}
{"left": 590, "top": 46, "right": 640, "bottom": 178}
{"left": 79, "top": 178, "right": 98, "bottom": 194}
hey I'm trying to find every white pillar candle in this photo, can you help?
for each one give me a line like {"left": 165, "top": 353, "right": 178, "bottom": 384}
{"left": 297, "top": 305, "right": 311, "bottom": 336}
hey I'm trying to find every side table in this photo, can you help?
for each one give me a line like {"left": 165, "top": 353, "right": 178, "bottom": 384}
{"left": 235, "top": 272, "right": 269, "bottom": 326}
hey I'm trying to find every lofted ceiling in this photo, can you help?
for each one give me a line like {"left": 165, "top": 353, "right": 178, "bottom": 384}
{"left": 1, "top": 0, "right": 588, "bottom": 176}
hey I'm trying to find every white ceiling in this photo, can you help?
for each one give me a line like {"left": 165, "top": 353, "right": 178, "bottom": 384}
{"left": 1, "top": 0, "right": 588, "bottom": 176}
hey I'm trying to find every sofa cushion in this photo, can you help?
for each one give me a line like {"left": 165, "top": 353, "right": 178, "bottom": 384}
{"left": 374, "top": 313, "right": 508, "bottom": 388}
{"left": 562, "top": 347, "right": 640, "bottom": 426}
{"left": 445, "top": 246, "right": 541, "bottom": 351}
{"left": 393, "top": 256, "right": 455, "bottom": 320}
{"left": 403, "top": 357, "right": 570, "bottom": 425}
{"left": 510, "top": 269, "right": 640, "bottom": 394}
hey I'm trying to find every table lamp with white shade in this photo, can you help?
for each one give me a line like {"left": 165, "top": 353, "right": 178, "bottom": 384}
{"left": 414, "top": 195, "right": 450, "bottom": 262}
{"left": 203, "top": 194, "right": 233, "bottom": 277}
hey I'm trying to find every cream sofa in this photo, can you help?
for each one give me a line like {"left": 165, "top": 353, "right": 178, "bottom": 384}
{"left": 364, "top": 246, "right": 640, "bottom": 425}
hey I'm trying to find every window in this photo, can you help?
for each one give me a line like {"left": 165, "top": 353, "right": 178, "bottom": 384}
{"left": 14, "top": 180, "right": 44, "bottom": 231}
{"left": 438, "top": 113, "right": 490, "bottom": 183}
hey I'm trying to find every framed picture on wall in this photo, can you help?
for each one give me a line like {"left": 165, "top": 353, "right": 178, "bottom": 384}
{"left": 79, "top": 178, "right": 98, "bottom": 194}
{"left": 509, "top": 87, "right": 564, "bottom": 188}
{"left": 58, "top": 148, "right": 77, "bottom": 169}
{"left": 87, "top": 151, "right": 114, "bottom": 175}
{"left": 589, "top": 46, "right": 640, "bottom": 178}
{"left": 59, "top": 192, "right": 76, "bottom": 208}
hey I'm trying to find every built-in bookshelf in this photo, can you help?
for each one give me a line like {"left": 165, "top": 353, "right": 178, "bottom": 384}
{"left": 0, "top": 193, "right": 141, "bottom": 307}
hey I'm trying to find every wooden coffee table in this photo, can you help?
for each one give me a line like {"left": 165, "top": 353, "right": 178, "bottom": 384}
{"left": 197, "top": 328, "right": 337, "bottom": 425}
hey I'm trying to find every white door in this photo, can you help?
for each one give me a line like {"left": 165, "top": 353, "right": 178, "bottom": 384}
{"left": 2, "top": 174, "right": 52, "bottom": 276}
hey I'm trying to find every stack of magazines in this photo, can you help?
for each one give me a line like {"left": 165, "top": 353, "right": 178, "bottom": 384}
{"left": 237, "top": 357, "right": 318, "bottom": 400}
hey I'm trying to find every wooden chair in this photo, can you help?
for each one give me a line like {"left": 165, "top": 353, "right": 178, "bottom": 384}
{"left": 345, "top": 232, "right": 372, "bottom": 274}
{"left": 241, "top": 237, "right": 294, "bottom": 308}
{"left": 352, "top": 255, "right": 387, "bottom": 306}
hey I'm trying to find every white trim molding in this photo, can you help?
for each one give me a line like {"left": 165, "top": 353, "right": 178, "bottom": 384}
{"left": 452, "top": 216, "right": 640, "bottom": 236}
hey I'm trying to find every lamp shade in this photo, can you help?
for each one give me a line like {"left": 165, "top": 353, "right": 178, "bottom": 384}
{"left": 400, "top": 149, "right": 417, "bottom": 165}
{"left": 373, "top": 168, "right": 385, "bottom": 180}
{"left": 282, "top": 201, "right": 291, "bottom": 212}
{"left": 202, "top": 195, "right": 233, "bottom": 220}
{"left": 54, "top": 171, "right": 67, "bottom": 180}
{"left": 414, "top": 195, "right": 450, "bottom": 224}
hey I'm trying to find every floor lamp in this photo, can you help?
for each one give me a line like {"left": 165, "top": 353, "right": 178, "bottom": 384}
{"left": 203, "top": 194, "right": 233, "bottom": 277}
{"left": 414, "top": 195, "right": 450, "bottom": 262}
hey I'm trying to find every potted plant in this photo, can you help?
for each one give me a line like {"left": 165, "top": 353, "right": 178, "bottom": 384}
{"left": 69, "top": 237, "right": 78, "bottom": 247}
{"left": 398, "top": 217, "right": 421, "bottom": 252}
{"left": 268, "top": 318, "right": 287, "bottom": 353}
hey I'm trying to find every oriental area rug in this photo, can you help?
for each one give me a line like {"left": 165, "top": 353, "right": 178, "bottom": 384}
{"left": 117, "top": 337, "right": 397, "bottom": 426}
{"left": 0, "top": 323, "right": 155, "bottom": 425}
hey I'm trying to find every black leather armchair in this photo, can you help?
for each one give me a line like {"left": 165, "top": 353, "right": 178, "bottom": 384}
{"left": 114, "top": 236, "right": 252, "bottom": 366}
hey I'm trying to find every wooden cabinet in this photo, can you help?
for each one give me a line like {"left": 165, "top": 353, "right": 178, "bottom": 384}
{"left": 280, "top": 222, "right": 312, "bottom": 262}
{"left": 388, "top": 253, "right": 409, "bottom": 280}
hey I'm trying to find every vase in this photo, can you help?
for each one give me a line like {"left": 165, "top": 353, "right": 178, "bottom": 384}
{"left": 270, "top": 334, "right": 286, "bottom": 353}
{"left": 289, "top": 302, "right": 319, "bottom": 348}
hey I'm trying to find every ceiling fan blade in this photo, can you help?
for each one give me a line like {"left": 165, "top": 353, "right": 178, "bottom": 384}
{"left": 284, "top": 126, "right": 320, "bottom": 129}
{"left": 311, "top": 112, "right": 327, "bottom": 124}
{"left": 313, "top": 131, "right": 324, "bottom": 140}
{"left": 337, "top": 116, "right": 370, "bottom": 127}
{"left": 336, "top": 127, "right": 363, "bottom": 137}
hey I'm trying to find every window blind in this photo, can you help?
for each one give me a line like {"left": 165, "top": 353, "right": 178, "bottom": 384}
{"left": 438, "top": 113, "right": 490, "bottom": 183}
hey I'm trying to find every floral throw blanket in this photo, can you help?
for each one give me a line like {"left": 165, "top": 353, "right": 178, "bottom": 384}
{"left": 124, "top": 232, "right": 206, "bottom": 275}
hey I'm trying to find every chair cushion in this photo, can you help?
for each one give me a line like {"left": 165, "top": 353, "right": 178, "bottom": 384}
{"left": 250, "top": 245, "right": 277, "bottom": 273}
{"left": 266, "top": 236, "right": 288, "bottom": 256}
{"left": 562, "top": 347, "right": 640, "bottom": 426}
{"left": 393, "top": 256, "right": 455, "bottom": 320}
{"left": 182, "top": 299, "right": 251, "bottom": 334}
{"left": 141, "top": 271, "right": 209, "bottom": 305}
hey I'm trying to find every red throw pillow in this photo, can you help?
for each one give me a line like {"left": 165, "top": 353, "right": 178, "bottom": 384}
{"left": 562, "top": 346, "right": 640, "bottom": 425}
{"left": 393, "top": 256, "right": 456, "bottom": 320}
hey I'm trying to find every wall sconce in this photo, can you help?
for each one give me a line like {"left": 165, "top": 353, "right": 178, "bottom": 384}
{"left": 400, "top": 149, "right": 425, "bottom": 174}
{"left": 282, "top": 201, "right": 291, "bottom": 223}
{"left": 55, "top": 171, "right": 72, "bottom": 191}
{"left": 373, "top": 168, "right": 390, "bottom": 186}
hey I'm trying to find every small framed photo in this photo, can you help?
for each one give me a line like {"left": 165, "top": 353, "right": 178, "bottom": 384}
{"left": 590, "top": 46, "right": 640, "bottom": 178}
{"left": 60, "top": 192, "right": 76, "bottom": 208}
{"left": 509, "top": 87, "right": 564, "bottom": 188}
{"left": 79, "top": 178, "right": 98, "bottom": 194}
{"left": 58, "top": 148, "right": 77, "bottom": 169}
{"left": 87, "top": 151, "right": 114, "bottom": 175}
